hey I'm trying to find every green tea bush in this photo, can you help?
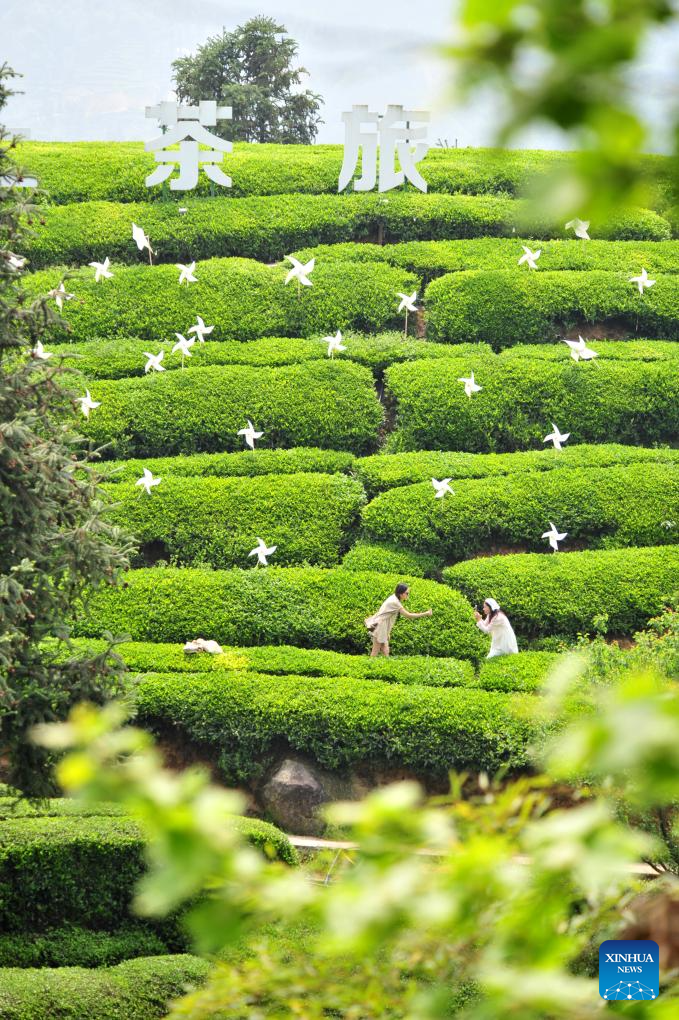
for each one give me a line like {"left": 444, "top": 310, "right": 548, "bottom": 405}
{"left": 23, "top": 259, "right": 414, "bottom": 342}
{"left": 0, "top": 926, "right": 168, "bottom": 968}
{"left": 78, "top": 361, "right": 382, "bottom": 459}
{"left": 426, "top": 270, "right": 679, "bottom": 347}
{"left": 361, "top": 463, "right": 679, "bottom": 559}
{"left": 0, "top": 955, "right": 210, "bottom": 1020}
{"left": 355, "top": 443, "right": 679, "bottom": 495}
{"left": 73, "top": 567, "right": 486, "bottom": 658}
{"left": 106, "top": 473, "right": 365, "bottom": 569}
{"left": 475, "top": 652, "right": 560, "bottom": 693}
{"left": 443, "top": 545, "right": 679, "bottom": 638}
{"left": 341, "top": 541, "right": 442, "bottom": 578}
{"left": 499, "top": 340, "right": 679, "bottom": 363}
{"left": 385, "top": 356, "right": 679, "bottom": 452}
{"left": 135, "top": 671, "right": 541, "bottom": 782}
{"left": 102, "top": 447, "right": 355, "bottom": 484}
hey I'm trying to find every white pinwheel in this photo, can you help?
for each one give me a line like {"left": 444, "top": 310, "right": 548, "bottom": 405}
{"left": 629, "top": 268, "right": 655, "bottom": 295}
{"left": 542, "top": 522, "right": 567, "bottom": 552}
{"left": 172, "top": 333, "right": 195, "bottom": 368}
{"left": 48, "top": 283, "right": 75, "bottom": 311}
{"left": 397, "top": 290, "right": 418, "bottom": 336}
{"left": 238, "top": 420, "right": 263, "bottom": 450}
{"left": 89, "top": 257, "right": 113, "bottom": 282}
{"left": 562, "top": 336, "right": 598, "bottom": 362}
{"left": 249, "top": 537, "right": 277, "bottom": 566}
{"left": 284, "top": 255, "right": 315, "bottom": 293}
{"left": 176, "top": 262, "right": 197, "bottom": 286}
{"left": 31, "top": 340, "right": 53, "bottom": 361}
{"left": 136, "top": 468, "right": 161, "bottom": 496}
{"left": 324, "top": 331, "right": 346, "bottom": 358}
{"left": 518, "top": 245, "right": 541, "bottom": 270}
{"left": 6, "top": 252, "right": 26, "bottom": 271}
{"left": 143, "top": 350, "right": 165, "bottom": 374}
{"left": 565, "top": 218, "right": 590, "bottom": 240}
{"left": 77, "top": 390, "right": 101, "bottom": 418}
{"left": 543, "top": 424, "right": 570, "bottom": 451}
{"left": 132, "top": 222, "right": 153, "bottom": 263}
{"left": 188, "top": 315, "right": 214, "bottom": 344}
{"left": 432, "top": 478, "right": 454, "bottom": 499}
{"left": 457, "top": 371, "right": 482, "bottom": 398}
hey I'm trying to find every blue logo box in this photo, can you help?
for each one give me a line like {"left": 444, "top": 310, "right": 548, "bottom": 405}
{"left": 599, "top": 939, "right": 659, "bottom": 1001}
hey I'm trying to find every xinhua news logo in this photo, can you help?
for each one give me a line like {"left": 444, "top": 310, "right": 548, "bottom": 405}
{"left": 599, "top": 940, "right": 659, "bottom": 1001}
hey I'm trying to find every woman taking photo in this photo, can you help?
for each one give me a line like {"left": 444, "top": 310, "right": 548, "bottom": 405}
{"left": 365, "top": 583, "right": 432, "bottom": 658}
{"left": 474, "top": 598, "right": 518, "bottom": 658}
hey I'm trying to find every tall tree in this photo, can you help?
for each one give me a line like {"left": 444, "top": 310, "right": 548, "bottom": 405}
{"left": 0, "top": 64, "right": 134, "bottom": 796}
{"left": 172, "top": 17, "right": 323, "bottom": 144}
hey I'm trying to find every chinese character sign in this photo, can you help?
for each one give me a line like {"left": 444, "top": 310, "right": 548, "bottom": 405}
{"left": 338, "top": 104, "right": 430, "bottom": 193}
{"left": 145, "top": 100, "right": 233, "bottom": 191}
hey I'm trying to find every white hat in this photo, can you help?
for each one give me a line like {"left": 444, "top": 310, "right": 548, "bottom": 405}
{"left": 485, "top": 597, "right": 500, "bottom": 612}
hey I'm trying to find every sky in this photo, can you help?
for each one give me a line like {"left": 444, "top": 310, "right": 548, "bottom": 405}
{"left": 1, "top": 0, "right": 678, "bottom": 151}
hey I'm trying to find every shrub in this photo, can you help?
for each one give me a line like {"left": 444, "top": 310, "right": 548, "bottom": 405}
{"left": 475, "top": 652, "right": 560, "bottom": 693}
{"left": 425, "top": 270, "right": 679, "bottom": 347}
{"left": 0, "top": 926, "right": 168, "bottom": 969}
{"left": 77, "top": 361, "right": 382, "bottom": 459}
{"left": 384, "top": 356, "right": 679, "bottom": 452}
{"left": 341, "top": 541, "right": 442, "bottom": 578}
{"left": 22, "top": 258, "right": 414, "bottom": 342}
{"left": 0, "top": 955, "right": 210, "bottom": 1020}
{"left": 105, "top": 473, "right": 365, "bottom": 569}
{"left": 443, "top": 545, "right": 679, "bottom": 639}
{"left": 102, "top": 448, "right": 356, "bottom": 484}
{"left": 499, "top": 340, "right": 679, "bottom": 363}
{"left": 135, "top": 671, "right": 541, "bottom": 783}
{"left": 56, "top": 638, "right": 475, "bottom": 688}
{"left": 73, "top": 567, "right": 486, "bottom": 659}
{"left": 361, "top": 463, "right": 679, "bottom": 560}
{"left": 355, "top": 443, "right": 679, "bottom": 495}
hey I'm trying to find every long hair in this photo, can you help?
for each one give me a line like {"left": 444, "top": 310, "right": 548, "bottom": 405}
{"left": 485, "top": 601, "right": 500, "bottom": 621}
{"left": 395, "top": 583, "right": 409, "bottom": 599}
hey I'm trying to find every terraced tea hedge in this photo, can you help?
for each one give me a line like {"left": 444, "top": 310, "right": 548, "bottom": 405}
{"left": 426, "top": 270, "right": 679, "bottom": 347}
{"left": 341, "top": 541, "right": 442, "bottom": 578}
{"left": 355, "top": 443, "right": 679, "bottom": 495}
{"left": 102, "top": 447, "right": 355, "bottom": 484}
{"left": 0, "top": 925, "right": 168, "bottom": 969}
{"left": 58, "top": 638, "right": 474, "bottom": 688}
{"left": 499, "top": 340, "right": 679, "bottom": 363}
{"left": 476, "top": 652, "right": 559, "bottom": 693}
{"left": 73, "top": 567, "right": 486, "bottom": 658}
{"left": 78, "top": 362, "right": 382, "bottom": 458}
{"left": 0, "top": 956, "right": 209, "bottom": 1020}
{"left": 385, "top": 357, "right": 679, "bottom": 452}
{"left": 361, "top": 463, "right": 679, "bottom": 559}
{"left": 23, "top": 258, "right": 414, "bottom": 342}
{"left": 444, "top": 545, "right": 679, "bottom": 639}
{"left": 135, "top": 671, "right": 542, "bottom": 782}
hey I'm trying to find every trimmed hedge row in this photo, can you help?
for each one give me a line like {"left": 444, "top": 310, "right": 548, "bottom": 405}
{"left": 101, "top": 447, "right": 355, "bottom": 484}
{"left": 78, "top": 362, "right": 383, "bottom": 459}
{"left": 105, "top": 473, "right": 365, "bottom": 569}
{"left": 355, "top": 443, "right": 679, "bottom": 496}
{"left": 426, "top": 270, "right": 679, "bottom": 348}
{"left": 15, "top": 140, "right": 672, "bottom": 206}
{"left": 23, "top": 258, "right": 415, "bottom": 343}
{"left": 341, "top": 541, "right": 442, "bottom": 578}
{"left": 476, "top": 652, "right": 559, "bottom": 694}
{"left": 73, "top": 567, "right": 486, "bottom": 659}
{"left": 0, "top": 813, "right": 297, "bottom": 934}
{"left": 56, "top": 638, "right": 475, "bottom": 688}
{"left": 499, "top": 340, "right": 679, "bottom": 363}
{"left": 0, "top": 955, "right": 209, "bottom": 1020}
{"left": 0, "top": 926, "right": 169, "bottom": 969}
{"left": 361, "top": 463, "right": 679, "bottom": 560}
{"left": 384, "top": 356, "right": 679, "bottom": 452}
{"left": 444, "top": 545, "right": 679, "bottom": 639}
{"left": 20, "top": 193, "right": 670, "bottom": 269}
{"left": 135, "top": 670, "right": 541, "bottom": 782}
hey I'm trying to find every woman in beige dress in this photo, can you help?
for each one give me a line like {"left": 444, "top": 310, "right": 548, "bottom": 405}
{"left": 365, "top": 583, "right": 433, "bottom": 657}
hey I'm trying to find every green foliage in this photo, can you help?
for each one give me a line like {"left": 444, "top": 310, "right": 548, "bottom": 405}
{"left": 355, "top": 442, "right": 679, "bottom": 495}
{"left": 73, "top": 567, "right": 486, "bottom": 658}
{"left": 444, "top": 545, "right": 679, "bottom": 639}
{"left": 171, "top": 18, "right": 323, "bottom": 144}
{"left": 105, "top": 473, "right": 365, "bottom": 569}
{"left": 426, "top": 269, "right": 679, "bottom": 347}
{"left": 0, "top": 955, "right": 210, "bottom": 1020}
{"left": 475, "top": 652, "right": 559, "bottom": 694}
{"left": 385, "top": 355, "right": 679, "bottom": 451}
{"left": 135, "top": 671, "right": 540, "bottom": 782}
{"left": 19, "top": 193, "right": 670, "bottom": 270}
{"left": 0, "top": 925, "right": 168, "bottom": 968}
{"left": 77, "top": 361, "right": 383, "bottom": 459}
{"left": 341, "top": 541, "right": 442, "bottom": 578}
{"left": 22, "top": 258, "right": 413, "bottom": 341}
{"left": 361, "top": 463, "right": 679, "bottom": 559}
{"left": 102, "top": 447, "right": 355, "bottom": 484}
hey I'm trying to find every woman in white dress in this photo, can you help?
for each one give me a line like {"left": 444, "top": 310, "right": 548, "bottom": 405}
{"left": 474, "top": 598, "right": 518, "bottom": 658}
{"left": 365, "top": 583, "right": 433, "bottom": 658}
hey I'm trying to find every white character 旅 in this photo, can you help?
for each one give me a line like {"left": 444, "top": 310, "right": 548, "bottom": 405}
{"left": 144, "top": 100, "right": 233, "bottom": 191}
{"left": 338, "top": 104, "right": 430, "bottom": 193}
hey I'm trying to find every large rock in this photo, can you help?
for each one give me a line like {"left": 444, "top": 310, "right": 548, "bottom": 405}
{"left": 261, "top": 758, "right": 328, "bottom": 836}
